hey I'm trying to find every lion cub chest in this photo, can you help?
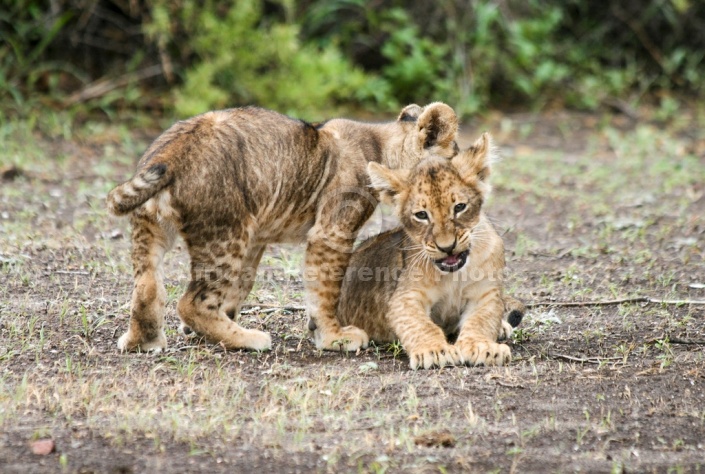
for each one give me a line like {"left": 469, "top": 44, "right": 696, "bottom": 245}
{"left": 426, "top": 270, "right": 482, "bottom": 336}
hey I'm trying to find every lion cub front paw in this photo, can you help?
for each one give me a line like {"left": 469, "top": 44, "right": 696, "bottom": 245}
{"left": 457, "top": 339, "right": 511, "bottom": 366}
{"left": 315, "top": 325, "right": 370, "bottom": 352}
{"left": 408, "top": 343, "right": 463, "bottom": 370}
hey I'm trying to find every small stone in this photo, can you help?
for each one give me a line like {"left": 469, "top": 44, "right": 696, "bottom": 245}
{"left": 31, "top": 439, "right": 55, "bottom": 455}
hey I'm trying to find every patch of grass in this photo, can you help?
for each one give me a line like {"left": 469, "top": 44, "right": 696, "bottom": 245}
{"left": 1, "top": 110, "right": 704, "bottom": 472}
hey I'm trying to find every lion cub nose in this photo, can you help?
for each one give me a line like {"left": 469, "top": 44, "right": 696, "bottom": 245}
{"left": 437, "top": 240, "right": 457, "bottom": 255}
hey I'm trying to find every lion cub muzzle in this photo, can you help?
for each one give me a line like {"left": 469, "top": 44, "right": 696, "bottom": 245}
{"left": 433, "top": 249, "right": 469, "bottom": 273}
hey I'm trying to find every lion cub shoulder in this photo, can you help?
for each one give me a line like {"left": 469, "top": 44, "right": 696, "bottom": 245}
{"left": 337, "top": 133, "right": 523, "bottom": 369}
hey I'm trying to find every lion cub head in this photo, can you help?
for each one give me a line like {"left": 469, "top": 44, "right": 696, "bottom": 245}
{"left": 368, "top": 133, "right": 495, "bottom": 273}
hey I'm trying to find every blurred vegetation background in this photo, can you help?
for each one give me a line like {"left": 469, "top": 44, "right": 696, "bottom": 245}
{"left": 1, "top": 0, "right": 704, "bottom": 122}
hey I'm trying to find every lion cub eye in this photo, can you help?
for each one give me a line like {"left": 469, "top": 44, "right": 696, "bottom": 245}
{"left": 454, "top": 203, "right": 467, "bottom": 214}
{"left": 414, "top": 211, "right": 429, "bottom": 221}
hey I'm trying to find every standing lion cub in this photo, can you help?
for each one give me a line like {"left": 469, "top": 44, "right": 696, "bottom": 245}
{"left": 335, "top": 133, "right": 523, "bottom": 369}
{"left": 107, "top": 104, "right": 459, "bottom": 353}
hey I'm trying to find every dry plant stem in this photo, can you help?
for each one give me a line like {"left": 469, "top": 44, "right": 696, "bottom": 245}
{"left": 601, "top": 97, "right": 639, "bottom": 120}
{"left": 65, "top": 64, "right": 163, "bottom": 104}
{"left": 549, "top": 353, "right": 623, "bottom": 364}
{"left": 662, "top": 337, "right": 705, "bottom": 345}
{"left": 240, "top": 297, "right": 705, "bottom": 315}
{"left": 527, "top": 297, "right": 705, "bottom": 308}
{"left": 611, "top": 6, "right": 669, "bottom": 77}
{"left": 241, "top": 304, "right": 306, "bottom": 313}
{"left": 494, "top": 380, "right": 526, "bottom": 389}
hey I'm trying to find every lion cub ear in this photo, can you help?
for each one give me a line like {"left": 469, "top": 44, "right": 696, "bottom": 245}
{"left": 416, "top": 102, "right": 458, "bottom": 154}
{"left": 397, "top": 104, "right": 423, "bottom": 122}
{"left": 451, "top": 132, "right": 496, "bottom": 196}
{"left": 367, "top": 162, "right": 410, "bottom": 204}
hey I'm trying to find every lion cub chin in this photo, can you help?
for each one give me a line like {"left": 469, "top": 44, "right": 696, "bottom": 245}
{"left": 336, "top": 133, "right": 523, "bottom": 370}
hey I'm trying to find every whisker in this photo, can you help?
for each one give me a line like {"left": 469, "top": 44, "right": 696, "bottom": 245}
{"left": 408, "top": 249, "right": 429, "bottom": 275}
{"left": 468, "top": 236, "right": 491, "bottom": 245}
{"left": 484, "top": 215, "right": 505, "bottom": 227}
{"left": 399, "top": 244, "right": 424, "bottom": 251}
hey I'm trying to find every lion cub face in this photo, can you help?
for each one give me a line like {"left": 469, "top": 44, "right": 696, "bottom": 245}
{"left": 368, "top": 133, "right": 494, "bottom": 273}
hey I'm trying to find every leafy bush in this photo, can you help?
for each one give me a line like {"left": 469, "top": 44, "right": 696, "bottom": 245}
{"left": 301, "top": 0, "right": 705, "bottom": 114}
{"left": 153, "top": 0, "right": 375, "bottom": 118}
{"left": 0, "top": 1, "right": 74, "bottom": 108}
{"left": 1, "top": 0, "right": 703, "bottom": 120}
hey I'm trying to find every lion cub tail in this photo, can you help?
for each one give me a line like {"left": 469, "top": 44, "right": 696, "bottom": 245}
{"left": 504, "top": 295, "right": 526, "bottom": 328}
{"left": 106, "top": 163, "right": 171, "bottom": 216}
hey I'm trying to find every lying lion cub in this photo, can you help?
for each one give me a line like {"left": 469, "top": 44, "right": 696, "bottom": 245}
{"left": 336, "top": 133, "right": 523, "bottom": 369}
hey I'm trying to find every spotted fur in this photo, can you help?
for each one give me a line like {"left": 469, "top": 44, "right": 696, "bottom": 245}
{"left": 107, "top": 104, "right": 459, "bottom": 352}
{"left": 336, "top": 133, "right": 523, "bottom": 369}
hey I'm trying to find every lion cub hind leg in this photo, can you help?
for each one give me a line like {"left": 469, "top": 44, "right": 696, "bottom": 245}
{"left": 177, "top": 240, "right": 271, "bottom": 351}
{"left": 179, "top": 244, "right": 266, "bottom": 338}
{"left": 177, "top": 279, "right": 272, "bottom": 351}
{"left": 117, "top": 213, "right": 174, "bottom": 352}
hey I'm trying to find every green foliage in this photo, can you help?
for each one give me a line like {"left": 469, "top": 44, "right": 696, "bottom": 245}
{"left": 301, "top": 0, "right": 590, "bottom": 114}
{"left": 501, "top": 4, "right": 570, "bottom": 102}
{"left": 0, "top": 1, "right": 74, "bottom": 109}
{"left": 377, "top": 8, "right": 449, "bottom": 108}
{"left": 1, "top": 0, "right": 704, "bottom": 120}
{"left": 301, "top": 0, "right": 705, "bottom": 115}
{"left": 150, "top": 0, "right": 376, "bottom": 118}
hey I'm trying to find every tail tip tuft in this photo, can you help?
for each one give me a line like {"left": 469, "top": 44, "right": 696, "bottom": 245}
{"left": 507, "top": 309, "right": 524, "bottom": 328}
{"left": 106, "top": 192, "right": 123, "bottom": 216}
{"left": 146, "top": 163, "right": 167, "bottom": 181}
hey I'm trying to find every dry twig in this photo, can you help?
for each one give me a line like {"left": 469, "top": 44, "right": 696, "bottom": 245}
{"left": 549, "top": 353, "right": 622, "bottom": 364}
{"left": 66, "top": 64, "right": 163, "bottom": 104}
{"left": 241, "top": 303, "right": 306, "bottom": 313}
{"left": 664, "top": 337, "right": 705, "bottom": 346}
{"left": 527, "top": 297, "right": 705, "bottom": 308}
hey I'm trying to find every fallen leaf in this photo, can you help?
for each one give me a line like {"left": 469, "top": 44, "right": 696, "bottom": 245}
{"left": 1, "top": 166, "right": 23, "bottom": 181}
{"left": 414, "top": 430, "right": 456, "bottom": 448}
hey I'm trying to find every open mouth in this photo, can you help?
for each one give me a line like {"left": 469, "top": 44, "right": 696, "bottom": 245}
{"left": 434, "top": 249, "right": 469, "bottom": 273}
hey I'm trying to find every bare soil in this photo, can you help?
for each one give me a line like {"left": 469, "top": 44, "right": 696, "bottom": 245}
{"left": 1, "top": 110, "right": 704, "bottom": 473}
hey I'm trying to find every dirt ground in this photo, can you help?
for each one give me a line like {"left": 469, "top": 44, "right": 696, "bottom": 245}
{"left": 1, "top": 109, "right": 704, "bottom": 473}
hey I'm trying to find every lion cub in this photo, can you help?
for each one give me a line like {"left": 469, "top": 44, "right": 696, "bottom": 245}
{"left": 107, "top": 104, "right": 459, "bottom": 353}
{"left": 336, "top": 133, "right": 521, "bottom": 369}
